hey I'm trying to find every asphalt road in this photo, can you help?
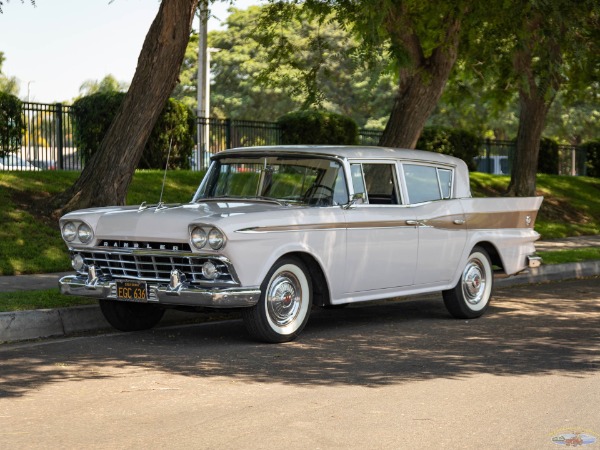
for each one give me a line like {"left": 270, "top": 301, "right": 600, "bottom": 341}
{"left": 1, "top": 278, "right": 599, "bottom": 449}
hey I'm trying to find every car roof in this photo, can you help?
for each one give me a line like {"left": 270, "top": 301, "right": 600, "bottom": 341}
{"left": 216, "top": 145, "right": 472, "bottom": 198}
{"left": 218, "top": 145, "right": 465, "bottom": 167}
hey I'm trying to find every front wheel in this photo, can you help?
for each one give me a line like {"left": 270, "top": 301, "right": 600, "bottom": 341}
{"left": 442, "top": 246, "right": 493, "bottom": 319}
{"left": 99, "top": 299, "right": 165, "bottom": 332}
{"left": 242, "top": 257, "right": 313, "bottom": 343}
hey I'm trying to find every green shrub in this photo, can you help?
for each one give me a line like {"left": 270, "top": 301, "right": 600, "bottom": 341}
{"left": 72, "top": 93, "right": 195, "bottom": 169}
{"left": 0, "top": 92, "right": 25, "bottom": 157}
{"left": 71, "top": 92, "right": 125, "bottom": 163}
{"left": 277, "top": 110, "right": 358, "bottom": 145}
{"left": 138, "top": 98, "right": 195, "bottom": 170}
{"left": 579, "top": 140, "right": 600, "bottom": 178}
{"left": 537, "top": 137, "right": 560, "bottom": 175}
{"left": 417, "top": 127, "right": 480, "bottom": 170}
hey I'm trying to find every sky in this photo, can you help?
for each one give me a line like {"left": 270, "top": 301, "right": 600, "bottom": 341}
{"left": 0, "top": 0, "right": 260, "bottom": 103}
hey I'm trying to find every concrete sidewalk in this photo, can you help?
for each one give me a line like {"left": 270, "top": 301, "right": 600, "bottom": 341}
{"left": 1, "top": 236, "right": 598, "bottom": 343}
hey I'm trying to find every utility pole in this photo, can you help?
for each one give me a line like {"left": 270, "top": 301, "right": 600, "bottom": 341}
{"left": 197, "top": 0, "right": 209, "bottom": 170}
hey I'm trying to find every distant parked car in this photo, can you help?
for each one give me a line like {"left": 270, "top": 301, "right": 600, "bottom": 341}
{"left": 29, "top": 159, "right": 57, "bottom": 170}
{"left": 0, "top": 154, "right": 36, "bottom": 171}
{"left": 474, "top": 155, "right": 510, "bottom": 175}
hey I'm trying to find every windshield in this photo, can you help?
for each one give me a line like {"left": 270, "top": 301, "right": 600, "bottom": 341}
{"left": 194, "top": 155, "right": 349, "bottom": 206}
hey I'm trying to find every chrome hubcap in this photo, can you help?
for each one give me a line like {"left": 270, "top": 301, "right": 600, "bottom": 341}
{"left": 462, "top": 259, "right": 487, "bottom": 306}
{"left": 267, "top": 271, "right": 302, "bottom": 327}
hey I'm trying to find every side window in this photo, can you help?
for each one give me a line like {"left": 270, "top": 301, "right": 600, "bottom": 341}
{"left": 438, "top": 169, "right": 453, "bottom": 199}
{"left": 403, "top": 164, "right": 454, "bottom": 204}
{"left": 333, "top": 167, "right": 349, "bottom": 205}
{"left": 350, "top": 163, "right": 400, "bottom": 205}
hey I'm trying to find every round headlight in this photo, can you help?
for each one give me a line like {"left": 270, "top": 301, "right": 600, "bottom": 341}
{"left": 72, "top": 254, "right": 86, "bottom": 272}
{"left": 191, "top": 227, "right": 207, "bottom": 249}
{"left": 62, "top": 222, "right": 77, "bottom": 242}
{"left": 202, "top": 261, "right": 219, "bottom": 280}
{"left": 77, "top": 223, "right": 93, "bottom": 243}
{"left": 208, "top": 228, "right": 225, "bottom": 250}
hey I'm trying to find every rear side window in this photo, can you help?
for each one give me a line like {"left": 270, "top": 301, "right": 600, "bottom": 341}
{"left": 403, "top": 164, "right": 453, "bottom": 204}
{"left": 350, "top": 163, "right": 400, "bottom": 205}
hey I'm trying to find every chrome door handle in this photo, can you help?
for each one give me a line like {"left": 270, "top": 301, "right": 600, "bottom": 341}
{"left": 453, "top": 219, "right": 466, "bottom": 225}
{"left": 405, "top": 220, "right": 419, "bottom": 226}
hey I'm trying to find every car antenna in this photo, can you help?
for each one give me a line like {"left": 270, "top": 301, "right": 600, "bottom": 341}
{"left": 155, "top": 136, "right": 174, "bottom": 212}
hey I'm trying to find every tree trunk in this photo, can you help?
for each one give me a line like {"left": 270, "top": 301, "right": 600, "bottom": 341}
{"left": 379, "top": 12, "right": 462, "bottom": 149}
{"left": 506, "top": 90, "right": 552, "bottom": 197}
{"left": 51, "top": 0, "right": 197, "bottom": 216}
{"left": 506, "top": 28, "right": 560, "bottom": 197}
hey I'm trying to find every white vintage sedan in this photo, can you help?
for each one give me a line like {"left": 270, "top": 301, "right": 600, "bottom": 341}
{"left": 59, "top": 146, "right": 543, "bottom": 342}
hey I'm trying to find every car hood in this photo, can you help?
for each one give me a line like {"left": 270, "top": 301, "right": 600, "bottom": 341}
{"left": 66, "top": 201, "right": 287, "bottom": 242}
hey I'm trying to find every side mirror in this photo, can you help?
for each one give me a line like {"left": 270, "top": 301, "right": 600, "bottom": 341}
{"left": 343, "top": 192, "right": 365, "bottom": 210}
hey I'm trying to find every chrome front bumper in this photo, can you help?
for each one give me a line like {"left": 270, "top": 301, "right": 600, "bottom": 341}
{"left": 59, "top": 274, "right": 261, "bottom": 308}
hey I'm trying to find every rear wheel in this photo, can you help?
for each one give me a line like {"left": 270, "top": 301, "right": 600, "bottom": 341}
{"left": 242, "top": 257, "right": 312, "bottom": 343}
{"left": 442, "top": 246, "right": 493, "bottom": 319}
{"left": 99, "top": 300, "right": 165, "bottom": 332}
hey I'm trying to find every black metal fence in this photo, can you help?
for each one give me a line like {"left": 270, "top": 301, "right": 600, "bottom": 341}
{"left": 0, "top": 101, "right": 587, "bottom": 176}
{"left": 2, "top": 102, "right": 82, "bottom": 171}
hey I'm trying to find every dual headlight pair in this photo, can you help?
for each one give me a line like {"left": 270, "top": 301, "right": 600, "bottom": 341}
{"left": 62, "top": 221, "right": 94, "bottom": 244}
{"left": 191, "top": 226, "right": 226, "bottom": 250}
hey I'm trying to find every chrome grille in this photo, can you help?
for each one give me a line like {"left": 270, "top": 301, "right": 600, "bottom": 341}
{"left": 78, "top": 249, "right": 236, "bottom": 285}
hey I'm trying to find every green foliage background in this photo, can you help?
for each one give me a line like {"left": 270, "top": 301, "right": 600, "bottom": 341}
{"left": 417, "top": 127, "right": 480, "bottom": 171}
{"left": 278, "top": 110, "right": 359, "bottom": 145}
{"left": 579, "top": 140, "right": 600, "bottom": 177}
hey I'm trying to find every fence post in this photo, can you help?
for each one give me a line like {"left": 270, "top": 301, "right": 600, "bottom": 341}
{"left": 56, "top": 103, "right": 64, "bottom": 170}
{"left": 225, "top": 118, "right": 232, "bottom": 149}
{"left": 485, "top": 138, "right": 491, "bottom": 173}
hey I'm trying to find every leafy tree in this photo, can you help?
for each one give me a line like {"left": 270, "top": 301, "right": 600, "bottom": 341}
{"left": 544, "top": 88, "right": 600, "bottom": 146}
{"left": 0, "top": 91, "right": 24, "bottom": 156}
{"left": 173, "top": 5, "right": 396, "bottom": 128}
{"left": 78, "top": 74, "right": 129, "bottom": 98}
{"left": 0, "top": 0, "right": 35, "bottom": 14}
{"left": 463, "top": 0, "right": 600, "bottom": 196}
{"left": 50, "top": 0, "right": 198, "bottom": 215}
{"left": 260, "top": 0, "right": 483, "bottom": 148}
{"left": 0, "top": 52, "right": 19, "bottom": 96}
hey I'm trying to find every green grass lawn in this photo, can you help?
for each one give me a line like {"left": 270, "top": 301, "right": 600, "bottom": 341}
{"left": 0, "top": 289, "right": 96, "bottom": 311}
{"left": 537, "top": 247, "right": 600, "bottom": 265}
{"left": 470, "top": 173, "right": 600, "bottom": 238}
{"left": 0, "top": 170, "right": 598, "bottom": 277}
{"left": 0, "top": 170, "right": 204, "bottom": 276}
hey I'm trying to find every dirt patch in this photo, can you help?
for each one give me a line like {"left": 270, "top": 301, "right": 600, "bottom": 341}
{"left": 537, "top": 195, "right": 591, "bottom": 224}
{"left": 9, "top": 189, "right": 61, "bottom": 230}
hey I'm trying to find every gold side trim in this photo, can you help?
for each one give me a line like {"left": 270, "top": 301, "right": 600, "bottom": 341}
{"left": 464, "top": 210, "right": 539, "bottom": 229}
{"left": 236, "top": 210, "right": 538, "bottom": 233}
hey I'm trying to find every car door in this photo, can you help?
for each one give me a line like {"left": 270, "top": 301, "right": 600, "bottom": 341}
{"left": 343, "top": 161, "right": 419, "bottom": 293}
{"left": 401, "top": 163, "right": 467, "bottom": 285}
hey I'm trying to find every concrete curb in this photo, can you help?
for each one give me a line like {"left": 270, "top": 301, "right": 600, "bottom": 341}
{"left": 1, "top": 261, "right": 598, "bottom": 344}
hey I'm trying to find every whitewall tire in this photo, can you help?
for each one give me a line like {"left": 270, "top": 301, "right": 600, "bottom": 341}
{"left": 442, "top": 246, "right": 493, "bottom": 319}
{"left": 242, "top": 257, "right": 312, "bottom": 343}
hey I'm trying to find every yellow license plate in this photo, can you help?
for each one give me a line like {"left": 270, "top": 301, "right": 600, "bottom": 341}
{"left": 116, "top": 280, "right": 148, "bottom": 302}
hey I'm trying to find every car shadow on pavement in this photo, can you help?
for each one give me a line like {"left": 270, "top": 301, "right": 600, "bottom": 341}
{"left": 0, "top": 279, "right": 598, "bottom": 398}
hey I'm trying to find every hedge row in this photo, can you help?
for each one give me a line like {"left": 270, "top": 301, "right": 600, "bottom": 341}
{"left": 277, "top": 110, "right": 359, "bottom": 145}
{"left": 1, "top": 94, "right": 598, "bottom": 176}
